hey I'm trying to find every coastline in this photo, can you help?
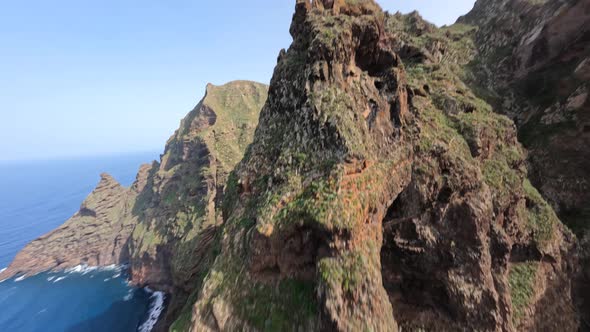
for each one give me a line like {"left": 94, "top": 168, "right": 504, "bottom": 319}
{"left": 0, "top": 264, "right": 165, "bottom": 332}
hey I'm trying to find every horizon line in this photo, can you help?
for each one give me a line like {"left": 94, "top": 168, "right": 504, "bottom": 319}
{"left": 0, "top": 149, "right": 162, "bottom": 164}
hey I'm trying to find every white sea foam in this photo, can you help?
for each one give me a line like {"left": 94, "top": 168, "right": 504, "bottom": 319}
{"left": 53, "top": 276, "right": 67, "bottom": 283}
{"left": 64, "top": 264, "right": 122, "bottom": 275}
{"left": 65, "top": 265, "right": 97, "bottom": 274}
{"left": 123, "top": 289, "right": 134, "bottom": 301}
{"left": 138, "top": 288, "right": 165, "bottom": 332}
{"left": 0, "top": 268, "right": 7, "bottom": 284}
{"left": 1, "top": 264, "right": 126, "bottom": 285}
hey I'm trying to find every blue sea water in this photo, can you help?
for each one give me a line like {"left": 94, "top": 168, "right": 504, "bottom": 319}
{"left": 0, "top": 152, "right": 163, "bottom": 332}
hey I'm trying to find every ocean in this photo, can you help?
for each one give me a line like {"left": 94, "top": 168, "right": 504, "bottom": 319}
{"left": 0, "top": 152, "right": 163, "bottom": 332}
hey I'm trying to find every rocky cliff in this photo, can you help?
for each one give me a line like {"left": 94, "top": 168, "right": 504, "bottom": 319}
{"left": 189, "top": 0, "right": 578, "bottom": 331}
{"left": 458, "top": 0, "right": 590, "bottom": 326}
{"left": 127, "top": 80, "right": 268, "bottom": 329}
{"left": 0, "top": 170, "right": 147, "bottom": 278}
{"left": 458, "top": 0, "right": 590, "bottom": 240}
{"left": 0, "top": 80, "right": 268, "bottom": 331}
{"left": 2, "top": 0, "right": 589, "bottom": 331}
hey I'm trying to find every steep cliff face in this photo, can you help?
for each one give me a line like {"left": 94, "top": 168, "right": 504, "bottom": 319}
{"left": 193, "top": 1, "right": 410, "bottom": 330}
{"left": 0, "top": 80, "right": 268, "bottom": 331}
{"left": 189, "top": 1, "right": 577, "bottom": 331}
{"left": 458, "top": 0, "right": 590, "bottom": 239}
{"left": 383, "top": 10, "right": 580, "bottom": 331}
{"left": 381, "top": 2, "right": 590, "bottom": 327}
{"left": 456, "top": 1, "right": 590, "bottom": 325}
{"left": 127, "top": 81, "right": 268, "bottom": 329}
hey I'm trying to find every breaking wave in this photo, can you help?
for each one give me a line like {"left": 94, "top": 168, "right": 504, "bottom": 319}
{"left": 65, "top": 264, "right": 122, "bottom": 275}
{"left": 138, "top": 288, "right": 165, "bottom": 332}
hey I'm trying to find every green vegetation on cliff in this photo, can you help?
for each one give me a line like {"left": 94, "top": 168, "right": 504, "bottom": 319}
{"left": 509, "top": 261, "right": 539, "bottom": 324}
{"left": 126, "top": 80, "right": 268, "bottom": 331}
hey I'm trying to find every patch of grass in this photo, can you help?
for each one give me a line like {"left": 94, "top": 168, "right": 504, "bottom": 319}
{"left": 163, "top": 188, "right": 178, "bottom": 205}
{"left": 523, "top": 179, "right": 557, "bottom": 246}
{"left": 130, "top": 222, "right": 164, "bottom": 254}
{"left": 414, "top": 99, "right": 472, "bottom": 162}
{"left": 310, "top": 14, "right": 351, "bottom": 50}
{"left": 237, "top": 279, "right": 317, "bottom": 331}
{"left": 483, "top": 159, "right": 520, "bottom": 196}
{"left": 509, "top": 261, "right": 539, "bottom": 325}
{"left": 222, "top": 172, "right": 240, "bottom": 217}
{"left": 273, "top": 175, "right": 341, "bottom": 229}
{"left": 169, "top": 310, "right": 192, "bottom": 332}
{"left": 441, "top": 23, "right": 478, "bottom": 35}
{"left": 345, "top": 0, "right": 359, "bottom": 4}
{"left": 524, "top": 0, "right": 549, "bottom": 6}
{"left": 237, "top": 217, "right": 256, "bottom": 230}
{"left": 169, "top": 286, "right": 202, "bottom": 332}
{"left": 268, "top": 158, "right": 405, "bottom": 232}
{"left": 385, "top": 12, "right": 478, "bottom": 66}
{"left": 311, "top": 86, "right": 370, "bottom": 156}
{"left": 198, "top": 81, "right": 268, "bottom": 169}
{"left": 318, "top": 252, "right": 365, "bottom": 294}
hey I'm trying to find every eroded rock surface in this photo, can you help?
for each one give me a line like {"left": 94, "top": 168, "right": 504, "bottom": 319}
{"left": 189, "top": 1, "right": 578, "bottom": 331}
{"left": 459, "top": 0, "right": 590, "bottom": 239}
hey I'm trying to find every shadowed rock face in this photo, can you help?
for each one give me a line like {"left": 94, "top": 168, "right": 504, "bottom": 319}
{"left": 456, "top": 1, "right": 590, "bottom": 327}
{"left": 458, "top": 0, "right": 590, "bottom": 238}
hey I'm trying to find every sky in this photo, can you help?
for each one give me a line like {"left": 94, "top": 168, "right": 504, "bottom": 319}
{"left": 0, "top": 0, "right": 476, "bottom": 162}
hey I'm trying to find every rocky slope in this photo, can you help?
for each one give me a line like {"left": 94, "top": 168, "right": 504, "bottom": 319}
{"left": 458, "top": 0, "right": 590, "bottom": 326}
{"left": 128, "top": 80, "right": 268, "bottom": 329}
{"left": 458, "top": 0, "right": 590, "bottom": 238}
{"left": 189, "top": 1, "right": 578, "bottom": 331}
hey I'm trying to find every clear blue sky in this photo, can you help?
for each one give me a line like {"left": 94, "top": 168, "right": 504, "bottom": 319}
{"left": 0, "top": 0, "right": 476, "bottom": 162}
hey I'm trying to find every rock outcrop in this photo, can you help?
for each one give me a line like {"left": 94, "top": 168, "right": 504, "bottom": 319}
{"left": 189, "top": 1, "right": 578, "bottom": 331}
{"left": 0, "top": 170, "right": 146, "bottom": 279}
{"left": 127, "top": 80, "right": 268, "bottom": 330}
